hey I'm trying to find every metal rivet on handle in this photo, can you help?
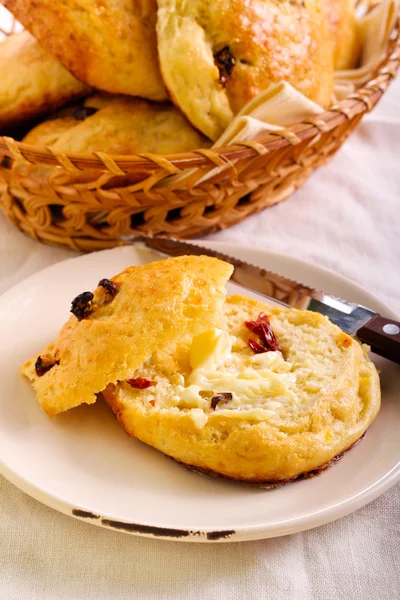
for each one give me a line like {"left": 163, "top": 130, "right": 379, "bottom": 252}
{"left": 383, "top": 324, "right": 400, "bottom": 335}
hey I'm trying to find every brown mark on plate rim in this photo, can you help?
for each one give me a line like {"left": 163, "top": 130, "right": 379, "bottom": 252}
{"left": 72, "top": 509, "right": 100, "bottom": 520}
{"left": 71, "top": 512, "right": 235, "bottom": 540}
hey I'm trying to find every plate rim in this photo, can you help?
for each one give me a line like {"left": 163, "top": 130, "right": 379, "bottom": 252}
{"left": 0, "top": 241, "right": 399, "bottom": 542}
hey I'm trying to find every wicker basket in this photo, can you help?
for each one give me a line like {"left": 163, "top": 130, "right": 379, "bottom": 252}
{"left": 0, "top": 10, "right": 399, "bottom": 252}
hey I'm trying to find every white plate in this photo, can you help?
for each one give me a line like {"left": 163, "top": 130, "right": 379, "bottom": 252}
{"left": 0, "top": 242, "right": 399, "bottom": 543}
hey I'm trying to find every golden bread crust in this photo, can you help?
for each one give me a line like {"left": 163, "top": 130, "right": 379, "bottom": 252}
{"left": 156, "top": 0, "right": 334, "bottom": 139}
{"left": 22, "top": 95, "right": 210, "bottom": 153}
{"left": 2, "top": 0, "right": 168, "bottom": 100}
{"left": 103, "top": 294, "right": 380, "bottom": 483}
{"left": 171, "top": 433, "right": 365, "bottom": 487}
{"left": 22, "top": 117, "right": 79, "bottom": 146}
{"left": 20, "top": 256, "right": 233, "bottom": 417}
{"left": 322, "top": 0, "right": 360, "bottom": 69}
{"left": 0, "top": 31, "right": 89, "bottom": 128}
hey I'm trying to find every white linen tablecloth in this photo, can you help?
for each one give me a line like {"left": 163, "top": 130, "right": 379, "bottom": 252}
{"left": 0, "top": 79, "right": 399, "bottom": 600}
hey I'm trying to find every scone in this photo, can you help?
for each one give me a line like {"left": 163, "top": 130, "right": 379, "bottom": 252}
{"left": 103, "top": 294, "right": 380, "bottom": 484}
{"left": 323, "top": 0, "right": 360, "bottom": 69}
{"left": 0, "top": 31, "right": 90, "bottom": 129}
{"left": 1, "top": 0, "right": 167, "bottom": 101}
{"left": 156, "top": 0, "right": 334, "bottom": 139}
{"left": 21, "top": 94, "right": 114, "bottom": 147}
{"left": 22, "top": 95, "right": 211, "bottom": 154}
{"left": 21, "top": 255, "right": 380, "bottom": 485}
{"left": 20, "top": 256, "right": 233, "bottom": 417}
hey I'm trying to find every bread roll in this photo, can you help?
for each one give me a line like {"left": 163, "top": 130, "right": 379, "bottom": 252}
{"left": 22, "top": 94, "right": 211, "bottom": 154}
{"left": 0, "top": 31, "right": 89, "bottom": 129}
{"left": 1, "top": 0, "right": 168, "bottom": 100}
{"left": 156, "top": 0, "right": 334, "bottom": 140}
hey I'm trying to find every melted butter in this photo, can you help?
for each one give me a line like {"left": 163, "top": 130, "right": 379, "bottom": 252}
{"left": 190, "top": 408, "right": 209, "bottom": 429}
{"left": 182, "top": 329, "right": 297, "bottom": 429}
{"left": 189, "top": 328, "right": 230, "bottom": 370}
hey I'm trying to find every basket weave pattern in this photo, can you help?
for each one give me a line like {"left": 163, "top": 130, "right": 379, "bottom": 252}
{"left": 0, "top": 16, "right": 399, "bottom": 251}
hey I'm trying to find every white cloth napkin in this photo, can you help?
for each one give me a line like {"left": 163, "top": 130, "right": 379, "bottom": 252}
{"left": 160, "top": 83, "right": 323, "bottom": 187}
{"left": 214, "top": 84, "right": 324, "bottom": 147}
{"left": 335, "top": 0, "right": 399, "bottom": 98}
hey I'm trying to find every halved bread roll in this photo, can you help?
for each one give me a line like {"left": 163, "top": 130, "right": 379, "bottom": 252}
{"left": 0, "top": 31, "right": 90, "bottom": 129}
{"left": 21, "top": 256, "right": 380, "bottom": 485}
{"left": 103, "top": 294, "right": 380, "bottom": 484}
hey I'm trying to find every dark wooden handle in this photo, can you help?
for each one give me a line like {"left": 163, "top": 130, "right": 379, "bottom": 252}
{"left": 357, "top": 316, "right": 400, "bottom": 364}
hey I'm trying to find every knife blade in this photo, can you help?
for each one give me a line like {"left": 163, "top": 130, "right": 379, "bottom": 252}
{"left": 127, "top": 236, "right": 400, "bottom": 364}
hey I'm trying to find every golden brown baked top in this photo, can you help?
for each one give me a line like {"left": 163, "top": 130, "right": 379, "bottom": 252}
{"left": 156, "top": 0, "right": 334, "bottom": 139}
{"left": 2, "top": 0, "right": 168, "bottom": 100}
{"left": 0, "top": 31, "right": 90, "bottom": 128}
{"left": 22, "top": 95, "right": 211, "bottom": 154}
{"left": 20, "top": 256, "right": 233, "bottom": 417}
{"left": 22, "top": 117, "right": 80, "bottom": 147}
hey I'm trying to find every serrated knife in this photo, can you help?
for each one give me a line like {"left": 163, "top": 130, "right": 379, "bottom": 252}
{"left": 127, "top": 236, "right": 400, "bottom": 364}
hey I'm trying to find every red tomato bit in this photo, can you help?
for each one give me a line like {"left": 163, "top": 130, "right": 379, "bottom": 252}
{"left": 245, "top": 312, "right": 281, "bottom": 354}
{"left": 126, "top": 377, "right": 156, "bottom": 389}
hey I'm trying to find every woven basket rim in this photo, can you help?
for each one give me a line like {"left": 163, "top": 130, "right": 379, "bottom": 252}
{"left": 1, "top": 14, "right": 399, "bottom": 174}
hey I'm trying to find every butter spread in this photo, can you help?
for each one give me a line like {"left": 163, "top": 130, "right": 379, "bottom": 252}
{"left": 174, "top": 329, "right": 297, "bottom": 428}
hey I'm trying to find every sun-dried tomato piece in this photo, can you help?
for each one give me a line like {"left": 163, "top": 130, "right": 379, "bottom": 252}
{"left": 245, "top": 312, "right": 269, "bottom": 338}
{"left": 126, "top": 377, "right": 156, "bottom": 389}
{"left": 210, "top": 392, "right": 233, "bottom": 411}
{"left": 214, "top": 46, "right": 236, "bottom": 87}
{"left": 98, "top": 278, "right": 118, "bottom": 299}
{"left": 149, "top": 400, "right": 156, "bottom": 407}
{"left": 244, "top": 321, "right": 260, "bottom": 336}
{"left": 35, "top": 356, "right": 59, "bottom": 377}
{"left": 245, "top": 312, "right": 281, "bottom": 353}
{"left": 247, "top": 338, "right": 267, "bottom": 354}
{"left": 260, "top": 322, "right": 275, "bottom": 348}
{"left": 70, "top": 291, "right": 94, "bottom": 320}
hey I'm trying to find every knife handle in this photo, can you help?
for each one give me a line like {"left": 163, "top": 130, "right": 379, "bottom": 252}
{"left": 357, "top": 316, "right": 400, "bottom": 364}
